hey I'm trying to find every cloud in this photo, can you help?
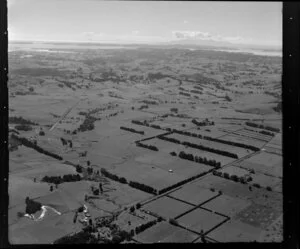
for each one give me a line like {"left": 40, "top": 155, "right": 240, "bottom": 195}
{"left": 183, "top": 20, "right": 189, "bottom": 24}
{"left": 132, "top": 30, "right": 139, "bottom": 35}
{"left": 171, "top": 30, "right": 248, "bottom": 44}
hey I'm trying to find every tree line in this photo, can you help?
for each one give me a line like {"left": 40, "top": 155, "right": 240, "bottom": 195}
{"left": 120, "top": 126, "right": 145, "bottom": 135}
{"left": 169, "top": 128, "right": 260, "bottom": 152}
{"left": 245, "top": 122, "right": 280, "bottom": 133}
{"left": 158, "top": 170, "right": 212, "bottom": 195}
{"left": 100, "top": 168, "right": 127, "bottom": 184}
{"left": 42, "top": 174, "right": 81, "bottom": 185}
{"left": 129, "top": 180, "right": 157, "bottom": 195}
{"left": 11, "top": 134, "right": 63, "bottom": 160}
{"left": 9, "top": 116, "right": 37, "bottom": 125}
{"left": 172, "top": 151, "right": 221, "bottom": 168}
{"left": 135, "top": 142, "right": 158, "bottom": 151}
{"left": 157, "top": 135, "right": 238, "bottom": 159}
{"left": 191, "top": 118, "right": 214, "bottom": 127}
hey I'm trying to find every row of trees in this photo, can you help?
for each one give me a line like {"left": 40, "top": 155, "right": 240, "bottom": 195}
{"left": 194, "top": 85, "right": 203, "bottom": 91}
{"left": 42, "top": 174, "right": 81, "bottom": 185}
{"left": 169, "top": 128, "right": 260, "bottom": 152}
{"left": 259, "top": 130, "right": 275, "bottom": 137}
{"left": 245, "top": 122, "right": 280, "bottom": 133}
{"left": 158, "top": 170, "right": 211, "bottom": 195}
{"left": 129, "top": 180, "right": 157, "bottom": 195}
{"left": 190, "top": 89, "right": 202, "bottom": 95}
{"left": 100, "top": 168, "right": 127, "bottom": 184}
{"left": 135, "top": 142, "right": 158, "bottom": 151}
{"left": 157, "top": 134, "right": 238, "bottom": 159}
{"left": 11, "top": 134, "right": 63, "bottom": 160}
{"left": 202, "top": 135, "right": 260, "bottom": 152}
{"left": 179, "top": 91, "right": 191, "bottom": 97}
{"left": 213, "top": 171, "right": 251, "bottom": 184}
{"left": 175, "top": 151, "right": 221, "bottom": 168}
{"left": 120, "top": 126, "right": 145, "bottom": 135}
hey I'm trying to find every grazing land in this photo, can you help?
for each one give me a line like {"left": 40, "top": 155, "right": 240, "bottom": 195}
{"left": 8, "top": 41, "right": 282, "bottom": 243}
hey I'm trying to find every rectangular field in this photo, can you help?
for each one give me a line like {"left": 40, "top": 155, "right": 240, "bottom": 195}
{"left": 236, "top": 151, "right": 282, "bottom": 177}
{"left": 134, "top": 222, "right": 198, "bottom": 243}
{"left": 207, "top": 220, "right": 263, "bottom": 242}
{"left": 142, "top": 138, "right": 234, "bottom": 165}
{"left": 217, "top": 134, "right": 266, "bottom": 148}
{"left": 143, "top": 196, "right": 193, "bottom": 219}
{"left": 165, "top": 133, "right": 251, "bottom": 158}
{"left": 202, "top": 194, "right": 251, "bottom": 217}
{"left": 168, "top": 185, "right": 218, "bottom": 206}
{"left": 177, "top": 208, "right": 227, "bottom": 233}
{"left": 219, "top": 165, "right": 251, "bottom": 178}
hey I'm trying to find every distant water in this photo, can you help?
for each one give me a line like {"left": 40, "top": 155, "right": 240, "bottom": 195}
{"left": 8, "top": 42, "right": 138, "bottom": 52}
{"left": 192, "top": 47, "right": 282, "bottom": 57}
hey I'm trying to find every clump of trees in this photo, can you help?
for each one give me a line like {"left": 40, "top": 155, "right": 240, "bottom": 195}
{"left": 11, "top": 134, "right": 63, "bottom": 160}
{"left": 15, "top": 124, "right": 33, "bottom": 131}
{"left": 191, "top": 118, "right": 214, "bottom": 127}
{"left": 100, "top": 168, "right": 127, "bottom": 184}
{"left": 139, "top": 105, "right": 149, "bottom": 110}
{"left": 25, "top": 197, "right": 42, "bottom": 215}
{"left": 135, "top": 142, "right": 158, "bottom": 151}
{"left": 135, "top": 220, "right": 157, "bottom": 235}
{"left": 225, "top": 95, "right": 232, "bottom": 102}
{"left": 120, "top": 126, "right": 144, "bottom": 135}
{"left": 9, "top": 116, "right": 37, "bottom": 125}
{"left": 53, "top": 230, "right": 99, "bottom": 244}
{"left": 42, "top": 174, "right": 81, "bottom": 185}
{"left": 76, "top": 164, "right": 83, "bottom": 173}
{"left": 77, "top": 115, "right": 99, "bottom": 132}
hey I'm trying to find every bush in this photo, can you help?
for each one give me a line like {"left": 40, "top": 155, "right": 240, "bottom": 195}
{"left": 136, "top": 203, "right": 141, "bottom": 209}
{"left": 76, "top": 165, "right": 83, "bottom": 173}
{"left": 129, "top": 206, "right": 135, "bottom": 213}
{"left": 253, "top": 183, "right": 261, "bottom": 188}
{"left": 39, "top": 130, "right": 45, "bottom": 136}
{"left": 169, "top": 218, "right": 179, "bottom": 226}
{"left": 266, "top": 186, "right": 272, "bottom": 191}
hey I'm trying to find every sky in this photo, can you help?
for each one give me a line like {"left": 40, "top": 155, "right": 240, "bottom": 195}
{"left": 8, "top": 0, "right": 282, "bottom": 48}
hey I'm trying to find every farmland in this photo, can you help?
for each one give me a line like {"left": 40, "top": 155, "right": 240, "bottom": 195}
{"left": 8, "top": 41, "right": 282, "bottom": 243}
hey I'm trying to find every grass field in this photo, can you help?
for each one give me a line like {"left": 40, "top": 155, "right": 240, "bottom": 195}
{"left": 168, "top": 185, "right": 218, "bottom": 206}
{"left": 177, "top": 208, "right": 227, "bottom": 233}
{"left": 143, "top": 196, "right": 193, "bottom": 219}
{"left": 134, "top": 222, "right": 198, "bottom": 243}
